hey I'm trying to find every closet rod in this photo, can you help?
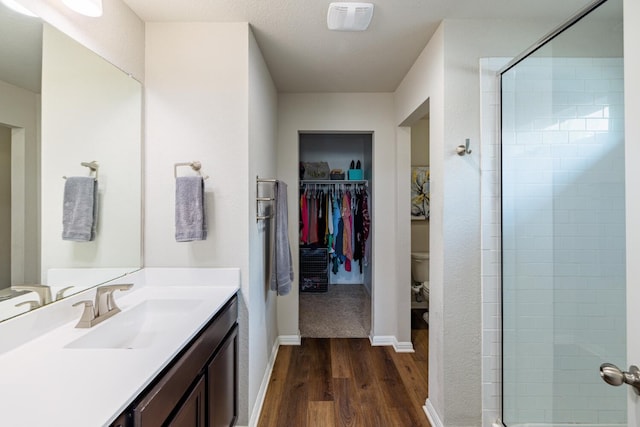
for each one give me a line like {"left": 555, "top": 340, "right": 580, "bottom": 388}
{"left": 300, "top": 179, "right": 367, "bottom": 184}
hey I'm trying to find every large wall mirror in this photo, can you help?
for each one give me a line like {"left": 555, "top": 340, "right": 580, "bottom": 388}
{"left": 0, "top": 3, "right": 142, "bottom": 321}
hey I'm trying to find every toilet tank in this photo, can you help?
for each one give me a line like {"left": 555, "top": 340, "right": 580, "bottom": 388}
{"left": 411, "top": 251, "right": 429, "bottom": 283}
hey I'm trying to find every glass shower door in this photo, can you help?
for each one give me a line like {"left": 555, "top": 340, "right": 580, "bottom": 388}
{"left": 500, "top": 0, "right": 626, "bottom": 425}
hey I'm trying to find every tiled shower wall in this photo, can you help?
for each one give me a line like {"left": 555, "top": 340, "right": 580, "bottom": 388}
{"left": 481, "top": 57, "right": 626, "bottom": 426}
{"left": 480, "top": 57, "right": 507, "bottom": 427}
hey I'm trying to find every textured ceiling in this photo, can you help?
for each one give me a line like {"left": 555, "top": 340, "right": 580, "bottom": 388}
{"left": 123, "top": 0, "right": 593, "bottom": 92}
{"left": 0, "top": 0, "right": 598, "bottom": 94}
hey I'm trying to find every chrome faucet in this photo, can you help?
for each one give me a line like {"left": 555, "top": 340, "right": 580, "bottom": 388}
{"left": 72, "top": 283, "right": 133, "bottom": 328}
{"left": 12, "top": 284, "right": 52, "bottom": 306}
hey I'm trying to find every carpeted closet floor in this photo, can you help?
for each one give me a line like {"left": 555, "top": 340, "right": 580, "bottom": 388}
{"left": 299, "top": 284, "right": 371, "bottom": 338}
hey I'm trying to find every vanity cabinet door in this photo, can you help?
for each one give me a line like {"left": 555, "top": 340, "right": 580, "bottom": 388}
{"left": 167, "top": 376, "right": 206, "bottom": 427}
{"left": 109, "top": 412, "right": 129, "bottom": 427}
{"left": 208, "top": 325, "right": 238, "bottom": 427}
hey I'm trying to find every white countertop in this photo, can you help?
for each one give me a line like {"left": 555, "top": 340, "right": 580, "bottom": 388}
{"left": 0, "top": 269, "right": 239, "bottom": 427}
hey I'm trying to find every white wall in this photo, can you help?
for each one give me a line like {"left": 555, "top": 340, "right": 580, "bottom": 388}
{"left": 394, "top": 23, "right": 446, "bottom": 422}
{"left": 144, "top": 23, "right": 250, "bottom": 425}
{"left": 144, "top": 22, "right": 249, "bottom": 271}
{"left": 145, "top": 22, "right": 280, "bottom": 426}
{"left": 0, "top": 126, "right": 10, "bottom": 287}
{"left": 16, "top": 0, "right": 144, "bottom": 81}
{"left": 395, "top": 19, "right": 562, "bottom": 426}
{"left": 276, "top": 93, "right": 402, "bottom": 344}
{"left": 40, "top": 24, "right": 142, "bottom": 279}
{"left": 248, "top": 26, "right": 279, "bottom": 426}
{"left": 0, "top": 80, "right": 39, "bottom": 286}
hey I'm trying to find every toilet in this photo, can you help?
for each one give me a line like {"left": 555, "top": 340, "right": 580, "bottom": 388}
{"left": 411, "top": 251, "right": 430, "bottom": 304}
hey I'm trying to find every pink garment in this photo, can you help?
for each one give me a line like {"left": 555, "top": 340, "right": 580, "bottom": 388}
{"left": 342, "top": 192, "right": 353, "bottom": 260}
{"left": 300, "top": 193, "right": 309, "bottom": 244}
{"left": 309, "top": 196, "right": 319, "bottom": 243}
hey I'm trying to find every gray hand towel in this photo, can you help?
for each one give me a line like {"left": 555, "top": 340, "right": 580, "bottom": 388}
{"left": 270, "top": 181, "right": 294, "bottom": 295}
{"left": 62, "top": 176, "right": 98, "bottom": 242}
{"left": 175, "top": 176, "right": 207, "bottom": 242}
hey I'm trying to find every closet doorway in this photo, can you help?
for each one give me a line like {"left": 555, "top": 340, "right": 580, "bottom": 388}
{"left": 298, "top": 132, "right": 372, "bottom": 338}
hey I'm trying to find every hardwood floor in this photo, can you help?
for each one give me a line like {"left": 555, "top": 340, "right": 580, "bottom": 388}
{"left": 257, "top": 329, "right": 429, "bottom": 427}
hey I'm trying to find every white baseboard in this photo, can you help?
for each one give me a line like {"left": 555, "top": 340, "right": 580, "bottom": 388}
{"left": 424, "top": 399, "right": 444, "bottom": 427}
{"left": 369, "top": 335, "right": 415, "bottom": 353}
{"left": 394, "top": 341, "right": 415, "bottom": 352}
{"left": 248, "top": 338, "right": 281, "bottom": 427}
{"left": 369, "top": 334, "right": 394, "bottom": 346}
{"left": 278, "top": 334, "right": 301, "bottom": 345}
{"left": 249, "top": 334, "right": 301, "bottom": 427}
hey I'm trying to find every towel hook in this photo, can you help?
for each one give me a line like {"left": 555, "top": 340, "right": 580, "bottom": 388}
{"left": 456, "top": 138, "right": 472, "bottom": 156}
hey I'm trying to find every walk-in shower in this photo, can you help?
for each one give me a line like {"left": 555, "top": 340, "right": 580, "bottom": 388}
{"left": 499, "top": 0, "right": 625, "bottom": 425}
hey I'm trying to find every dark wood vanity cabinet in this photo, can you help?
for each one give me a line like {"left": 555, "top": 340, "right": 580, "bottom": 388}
{"left": 110, "top": 294, "right": 238, "bottom": 427}
{"left": 208, "top": 329, "right": 238, "bottom": 427}
{"left": 168, "top": 376, "right": 206, "bottom": 427}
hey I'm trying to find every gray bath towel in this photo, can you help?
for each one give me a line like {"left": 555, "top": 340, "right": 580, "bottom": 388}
{"left": 270, "top": 181, "right": 294, "bottom": 295}
{"left": 62, "top": 176, "right": 98, "bottom": 242}
{"left": 175, "top": 176, "right": 207, "bottom": 242}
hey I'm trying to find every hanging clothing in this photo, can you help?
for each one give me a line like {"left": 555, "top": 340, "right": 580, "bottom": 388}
{"left": 327, "top": 193, "right": 334, "bottom": 235}
{"left": 300, "top": 192, "right": 309, "bottom": 244}
{"left": 351, "top": 191, "right": 356, "bottom": 258}
{"left": 341, "top": 191, "right": 353, "bottom": 261}
{"left": 326, "top": 193, "right": 332, "bottom": 249}
{"left": 309, "top": 194, "right": 318, "bottom": 244}
{"left": 354, "top": 191, "right": 364, "bottom": 268}
{"left": 317, "top": 191, "right": 326, "bottom": 245}
{"left": 335, "top": 215, "right": 344, "bottom": 258}
{"left": 360, "top": 190, "right": 371, "bottom": 262}
{"left": 324, "top": 191, "right": 330, "bottom": 242}
{"left": 332, "top": 193, "right": 341, "bottom": 252}
{"left": 298, "top": 181, "right": 370, "bottom": 277}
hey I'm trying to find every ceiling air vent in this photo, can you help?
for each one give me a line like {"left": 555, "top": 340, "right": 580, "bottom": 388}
{"left": 327, "top": 2, "right": 374, "bottom": 32}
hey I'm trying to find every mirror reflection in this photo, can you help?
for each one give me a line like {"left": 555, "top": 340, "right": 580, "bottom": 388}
{"left": 0, "top": 4, "right": 142, "bottom": 321}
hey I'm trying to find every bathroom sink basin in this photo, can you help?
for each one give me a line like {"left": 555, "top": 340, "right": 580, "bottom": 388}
{"left": 64, "top": 299, "right": 203, "bottom": 350}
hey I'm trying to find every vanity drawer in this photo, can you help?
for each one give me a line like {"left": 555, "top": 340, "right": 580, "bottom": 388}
{"left": 131, "top": 295, "right": 238, "bottom": 426}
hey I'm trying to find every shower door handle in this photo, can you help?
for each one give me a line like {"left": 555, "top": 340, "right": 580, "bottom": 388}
{"left": 600, "top": 363, "right": 640, "bottom": 395}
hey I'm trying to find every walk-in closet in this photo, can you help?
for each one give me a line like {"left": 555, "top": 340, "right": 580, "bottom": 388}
{"left": 298, "top": 133, "right": 373, "bottom": 338}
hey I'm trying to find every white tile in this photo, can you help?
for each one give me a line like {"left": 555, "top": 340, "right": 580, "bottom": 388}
{"left": 586, "top": 118, "right": 610, "bottom": 131}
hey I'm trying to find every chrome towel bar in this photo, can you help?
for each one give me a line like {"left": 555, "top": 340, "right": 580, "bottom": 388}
{"left": 256, "top": 176, "right": 278, "bottom": 222}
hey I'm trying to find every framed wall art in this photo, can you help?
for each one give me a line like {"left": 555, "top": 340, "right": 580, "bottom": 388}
{"left": 411, "top": 166, "right": 430, "bottom": 220}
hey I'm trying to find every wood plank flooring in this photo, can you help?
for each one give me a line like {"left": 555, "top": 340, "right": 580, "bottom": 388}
{"left": 257, "top": 329, "right": 429, "bottom": 427}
